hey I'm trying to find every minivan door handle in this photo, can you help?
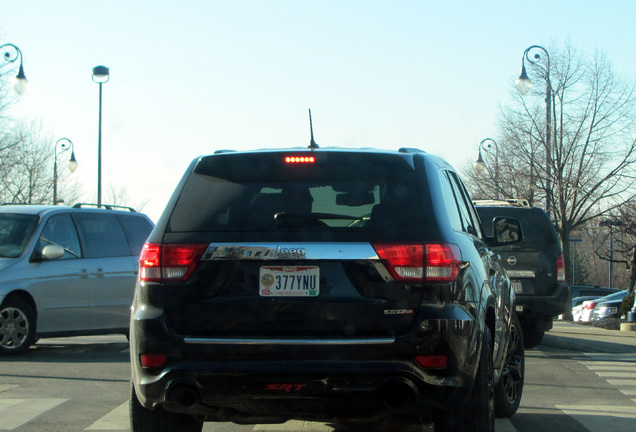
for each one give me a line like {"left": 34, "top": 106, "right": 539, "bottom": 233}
{"left": 95, "top": 268, "right": 104, "bottom": 278}
{"left": 79, "top": 269, "right": 89, "bottom": 279}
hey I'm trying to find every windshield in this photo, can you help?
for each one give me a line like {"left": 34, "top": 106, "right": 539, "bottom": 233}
{"left": 0, "top": 214, "right": 39, "bottom": 258}
{"left": 477, "top": 207, "right": 558, "bottom": 252}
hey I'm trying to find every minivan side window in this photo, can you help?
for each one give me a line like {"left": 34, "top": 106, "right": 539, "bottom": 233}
{"left": 72, "top": 213, "right": 131, "bottom": 258}
{"left": 38, "top": 213, "right": 82, "bottom": 259}
{"left": 117, "top": 215, "right": 153, "bottom": 255}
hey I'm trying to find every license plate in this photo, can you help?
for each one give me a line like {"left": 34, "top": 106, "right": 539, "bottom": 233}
{"left": 259, "top": 266, "right": 319, "bottom": 297}
{"left": 511, "top": 280, "right": 522, "bottom": 293}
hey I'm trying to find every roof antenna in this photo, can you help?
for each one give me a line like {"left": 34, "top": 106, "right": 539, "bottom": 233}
{"left": 308, "top": 108, "right": 319, "bottom": 149}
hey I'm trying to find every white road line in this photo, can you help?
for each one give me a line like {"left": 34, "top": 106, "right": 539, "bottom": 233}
{"left": 254, "top": 421, "right": 333, "bottom": 431}
{"left": 607, "top": 379, "right": 636, "bottom": 386}
{"left": 580, "top": 361, "right": 636, "bottom": 367}
{"left": 85, "top": 402, "right": 130, "bottom": 430}
{"left": 0, "top": 398, "right": 68, "bottom": 430}
{"left": 0, "top": 385, "right": 18, "bottom": 393}
{"left": 251, "top": 418, "right": 517, "bottom": 431}
{"left": 595, "top": 372, "right": 636, "bottom": 378}
{"left": 556, "top": 405, "right": 636, "bottom": 432}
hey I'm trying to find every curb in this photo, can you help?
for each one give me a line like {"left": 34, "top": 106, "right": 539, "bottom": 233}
{"left": 620, "top": 323, "right": 636, "bottom": 332}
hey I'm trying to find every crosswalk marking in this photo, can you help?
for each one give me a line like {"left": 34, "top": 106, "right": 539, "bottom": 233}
{"left": 85, "top": 402, "right": 130, "bottom": 430}
{"left": 597, "top": 372, "right": 636, "bottom": 378}
{"left": 0, "top": 398, "right": 68, "bottom": 429}
{"left": 579, "top": 358, "right": 636, "bottom": 404}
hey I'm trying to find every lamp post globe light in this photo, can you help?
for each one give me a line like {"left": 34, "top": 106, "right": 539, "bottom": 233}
{"left": 0, "top": 43, "right": 29, "bottom": 95}
{"left": 53, "top": 138, "right": 79, "bottom": 205}
{"left": 92, "top": 66, "right": 109, "bottom": 207}
{"left": 473, "top": 138, "right": 499, "bottom": 198}
{"left": 516, "top": 45, "right": 552, "bottom": 217}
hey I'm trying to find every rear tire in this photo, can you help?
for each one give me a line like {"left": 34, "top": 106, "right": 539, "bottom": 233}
{"left": 0, "top": 297, "right": 36, "bottom": 355}
{"left": 495, "top": 313, "right": 524, "bottom": 417}
{"left": 434, "top": 329, "right": 495, "bottom": 432}
{"left": 130, "top": 383, "right": 203, "bottom": 432}
{"left": 521, "top": 324, "right": 544, "bottom": 349}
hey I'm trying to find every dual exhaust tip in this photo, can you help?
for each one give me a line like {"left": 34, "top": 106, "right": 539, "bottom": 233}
{"left": 167, "top": 378, "right": 418, "bottom": 411}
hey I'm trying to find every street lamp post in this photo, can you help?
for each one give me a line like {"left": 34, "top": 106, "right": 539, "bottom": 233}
{"left": 473, "top": 138, "right": 499, "bottom": 198}
{"left": 92, "top": 66, "right": 109, "bottom": 207}
{"left": 599, "top": 217, "right": 623, "bottom": 288}
{"left": 0, "top": 43, "right": 29, "bottom": 94}
{"left": 53, "top": 138, "right": 78, "bottom": 205}
{"left": 515, "top": 45, "right": 552, "bottom": 217}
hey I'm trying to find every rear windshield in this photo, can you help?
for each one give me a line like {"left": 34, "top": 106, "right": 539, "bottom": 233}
{"left": 0, "top": 214, "right": 39, "bottom": 258}
{"left": 168, "top": 152, "right": 423, "bottom": 234}
{"left": 477, "top": 207, "right": 559, "bottom": 252}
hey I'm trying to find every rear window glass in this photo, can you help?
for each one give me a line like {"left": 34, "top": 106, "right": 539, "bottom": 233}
{"left": 477, "top": 207, "right": 558, "bottom": 251}
{"left": 168, "top": 152, "right": 423, "bottom": 234}
{"left": 117, "top": 215, "right": 153, "bottom": 255}
{"left": 72, "top": 213, "right": 131, "bottom": 258}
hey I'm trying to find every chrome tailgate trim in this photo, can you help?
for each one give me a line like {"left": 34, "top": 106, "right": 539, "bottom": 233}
{"left": 184, "top": 337, "right": 395, "bottom": 345}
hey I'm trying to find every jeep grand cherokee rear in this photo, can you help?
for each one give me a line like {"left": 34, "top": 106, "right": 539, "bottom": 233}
{"left": 130, "top": 148, "right": 524, "bottom": 432}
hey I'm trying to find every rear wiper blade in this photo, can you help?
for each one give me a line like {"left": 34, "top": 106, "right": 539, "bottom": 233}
{"left": 274, "top": 212, "right": 360, "bottom": 224}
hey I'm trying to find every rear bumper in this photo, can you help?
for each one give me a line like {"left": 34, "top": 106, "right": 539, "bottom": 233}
{"left": 515, "top": 282, "right": 570, "bottom": 321}
{"left": 130, "top": 304, "right": 482, "bottom": 424}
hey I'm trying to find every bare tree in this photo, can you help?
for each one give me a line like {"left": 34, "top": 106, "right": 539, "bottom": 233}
{"left": 463, "top": 42, "right": 636, "bottom": 284}
{"left": 0, "top": 50, "right": 80, "bottom": 206}
{"left": 594, "top": 203, "right": 636, "bottom": 294}
{"left": 0, "top": 121, "right": 53, "bottom": 204}
{"left": 105, "top": 183, "right": 148, "bottom": 213}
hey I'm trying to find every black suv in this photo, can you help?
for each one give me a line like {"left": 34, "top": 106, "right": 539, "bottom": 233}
{"left": 130, "top": 147, "right": 525, "bottom": 431}
{"left": 474, "top": 200, "right": 569, "bottom": 348}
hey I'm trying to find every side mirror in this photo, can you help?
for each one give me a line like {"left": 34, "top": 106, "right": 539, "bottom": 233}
{"left": 42, "top": 245, "right": 65, "bottom": 260}
{"left": 493, "top": 217, "right": 523, "bottom": 244}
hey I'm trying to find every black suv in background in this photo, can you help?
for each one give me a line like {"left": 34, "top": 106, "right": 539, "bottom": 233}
{"left": 130, "top": 147, "right": 525, "bottom": 432}
{"left": 475, "top": 200, "right": 569, "bottom": 348}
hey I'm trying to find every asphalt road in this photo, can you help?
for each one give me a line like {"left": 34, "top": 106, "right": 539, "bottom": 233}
{"left": 0, "top": 322, "right": 635, "bottom": 431}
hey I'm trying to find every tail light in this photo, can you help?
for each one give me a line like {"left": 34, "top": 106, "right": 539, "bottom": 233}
{"left": 556, "top": 253, "right": 566, "bottom": 282}
{"left": 416, "top": 354, "right": 448, "bottom": 369}
{"left": 373, "top": 243, "right": 462, "bottom": 283}
{"left": 139, "top": 243, "right": 208, "bottom": 282}
{"left": 584, "top": 301, "right": 597, "bottom": 310}
{"left": 140, "top": 353, "right": 168, "bottom": 369}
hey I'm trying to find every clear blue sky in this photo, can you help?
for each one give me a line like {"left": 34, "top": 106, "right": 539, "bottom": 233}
{"left": 2, "top": 0, "right": 635, "bottom": 221}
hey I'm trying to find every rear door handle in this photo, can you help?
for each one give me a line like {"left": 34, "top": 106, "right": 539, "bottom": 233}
{"left": 95, "top": 268, "right": 104, "bottom": 278}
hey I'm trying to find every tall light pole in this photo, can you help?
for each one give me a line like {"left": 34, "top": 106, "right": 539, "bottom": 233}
{"left": 515, "top": 45, "right": 552, "bottom": 218}
{"left": 92, "top": 66, "right": 109, "bottom": 207}
{"left": 53, "top": 138, "right": 79, "bottom": 205}
{"left": 0, "top": 43, "right": 29, "bottom": 94}
{"left": 599, "top": 217, "right": 623, "bottom": 288}
{"left": 473, "top": 138, "right": 499, "bottom": 198}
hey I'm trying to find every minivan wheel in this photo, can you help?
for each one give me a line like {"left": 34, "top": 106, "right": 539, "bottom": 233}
{"left": 130, "top": 383, "right": 203, "bottom": 432}
{"left": 0, "top": 298, "right": 36, "bottom": 355}
{"left": 434, "top": 329, "right": 495, "bottom": 432}
{"left": 495, "top": 313, "right": 524, "bottom": 417}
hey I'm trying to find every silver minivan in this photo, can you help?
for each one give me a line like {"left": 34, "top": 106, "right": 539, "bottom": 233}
{"left": 0, "top": 204, "right": 153, "bottom": 354}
